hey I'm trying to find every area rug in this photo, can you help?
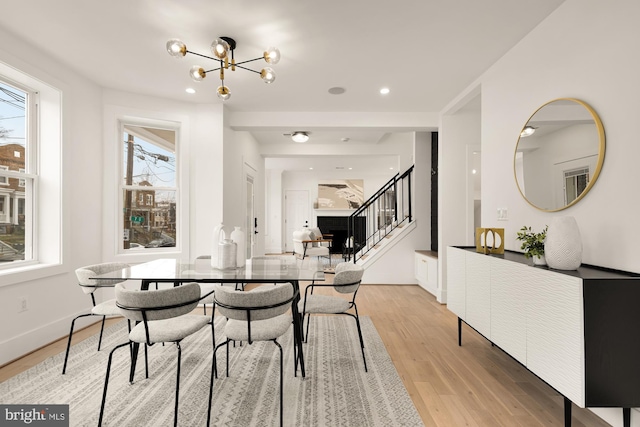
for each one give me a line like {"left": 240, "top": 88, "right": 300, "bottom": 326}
{"left": 0, "top": 316, "right": 424, "bottom": 427}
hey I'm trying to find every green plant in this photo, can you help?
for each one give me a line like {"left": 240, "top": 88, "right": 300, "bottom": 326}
{"left": 516, "top": 225, "right": 548, "bottom": 258}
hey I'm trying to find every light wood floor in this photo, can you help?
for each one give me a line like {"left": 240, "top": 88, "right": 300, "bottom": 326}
{"left": 0, "top": 283, "right": 611, "bottom": 427}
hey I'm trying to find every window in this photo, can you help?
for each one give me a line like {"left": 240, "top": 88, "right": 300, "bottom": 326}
{"left": 0, "top": 62, "right": 62, "bottom": 277}
{"left": 0, "top": 166, "right": 8, "bottom": 185}
{"left": 120, "top": 123, "right": 177, "bottom": 251}
{"left": 0, "top": 79, "right": 31, "bottom": 264}
{"left": 564, "top": 167, "right": 590, "bottom": 205}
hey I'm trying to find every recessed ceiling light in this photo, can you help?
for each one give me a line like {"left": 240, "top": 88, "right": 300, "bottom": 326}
{"left": 348, "top": 167, "right": 353, "bottom": 170}
{"left": 472, "top": 169, "right": 477, "bottom": 174}
{"left": 185, "top": 88, "right": 196, "bottom": 94}
{"left": 341, "top": 137, "right": 350, "bottom": 142}
{"left": 389, "top": 167, "right": 394, "bottom": 170}
{"left": 309, "top": 167, "right": 313, "bottom": 170}
{"left": 380, "top": 87, "right": 390, "bottom": 95}
{"left": 328, "top": 87, "right": 346, "bottom": 95}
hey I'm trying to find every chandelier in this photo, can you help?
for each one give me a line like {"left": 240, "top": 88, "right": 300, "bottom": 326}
{"left": 166, "top": 36, "right": 280, "bottom": 100}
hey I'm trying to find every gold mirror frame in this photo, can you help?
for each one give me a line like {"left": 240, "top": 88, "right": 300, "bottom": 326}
{"left": 514, "top": 98, "right": 605, "bottom": 212}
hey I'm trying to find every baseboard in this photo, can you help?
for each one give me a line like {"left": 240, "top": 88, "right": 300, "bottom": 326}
{"left": 0, "top": 309, "right": 102, "bottom": 367}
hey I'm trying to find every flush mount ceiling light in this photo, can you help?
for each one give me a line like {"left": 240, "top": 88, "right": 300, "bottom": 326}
{"left": 520, "top": 125, "right": 537, "bottom": 137}
{"left": 166, "top": 37, "right": 280, "bottom": 101}
{"left": 291, "top": 131, "right": 309, "bottom": 143}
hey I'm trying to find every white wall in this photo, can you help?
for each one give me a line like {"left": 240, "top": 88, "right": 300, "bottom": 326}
{"left": 363, "top": 131, "right": 432, "bottom": 285}
{"left": 222, "top": 127, "right": 265, "bottom": 256}
{"left": 0, "top": 27, "right": 104, "bottom": 365}
{"left": 480, "top": 0, "right": 640, "bottom": 272}
{"left": 442, "top": 0, "right": 640, "bottom": 425}
{"left": 438, "top": 95, "right": 481, "bottom": 302}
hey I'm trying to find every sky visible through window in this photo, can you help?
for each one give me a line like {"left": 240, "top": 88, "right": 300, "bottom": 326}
{"left": 0, "top": 81, "right": 26, "bottom": 148}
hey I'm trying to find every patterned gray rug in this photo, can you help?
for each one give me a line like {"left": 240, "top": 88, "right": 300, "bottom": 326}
{"left": 0, "top": 316, "right": 423, "bottom": 426}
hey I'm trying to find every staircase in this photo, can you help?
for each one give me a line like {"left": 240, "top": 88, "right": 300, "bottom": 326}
{"left": 346, "top": 165, "right": 415, "bottom": 264}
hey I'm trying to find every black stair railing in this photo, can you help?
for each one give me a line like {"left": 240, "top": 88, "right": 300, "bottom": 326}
{"left": 346, "top": 165, "right": 414, "bottom": 263}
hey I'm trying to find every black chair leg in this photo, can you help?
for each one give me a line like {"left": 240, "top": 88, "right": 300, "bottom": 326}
{"left": 274, "top": 339, "right": 284, "bottom": 427}
{"left": 97, "top": 315, "right": 107, "bottom": 351}
{"left": 304, "top": 313, "right": 312, "bottom": 343}
{"left": 62, "top": 313, "right": 93, "bottom": 374}
{"left": 174, "top": 342, "right": 182, "bottom": 427}
{"left": 352, "top": 313, "right": 368, "bottom": 372}
{"left": 98, "top": 341, "right": 131, "bottom": 427}
{"left": 207, "top": 350, "right": 216, "bottom": 427}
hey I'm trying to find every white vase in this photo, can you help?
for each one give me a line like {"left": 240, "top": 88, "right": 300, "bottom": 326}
{"left": 544, "top": 216, "right": 582, "bottom": 270}
{"left": 218, "top": 239, "right": 237, "bottom": 270}
{"left": 532, "top": 254, "right": 547, "bottom": 266}
{"left": 230, "top": 226, "right": 246, "bottom": 268}
{"left": 211, "top": 223, "right": 226, "bottom": 268}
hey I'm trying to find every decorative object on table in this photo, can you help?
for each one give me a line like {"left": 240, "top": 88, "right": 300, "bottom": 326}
{"left": 230, "top": 226, "right": 246, "bottom": 267}
{"left": 217, "top": 238, "right": 237, "bottom": 270}
{"left": 211, "top": 223, "right": 226, "bottom": 268}
{"left": 166, "top": 37, "right": 280, "bottom": 101}
{"left": 544, "top": 216, "right": 582, "bottom": 270}
{"left": 516, "top": 225, "right": 548, "bottom": 265}
{"left": 475, "top": 227, "right": 505, "bottom": 255}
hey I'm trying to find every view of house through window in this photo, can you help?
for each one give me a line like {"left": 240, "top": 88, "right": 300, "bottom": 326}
{"left": 122, "top": 124, "right": 177, "bottom": 250}
{"left": 0, "top": 80, "right": 28, "bottom": 263}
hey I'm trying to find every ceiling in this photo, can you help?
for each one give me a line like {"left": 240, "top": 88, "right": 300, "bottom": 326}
{"left": 0, "top": 0, "right": 564, "bottom": 170}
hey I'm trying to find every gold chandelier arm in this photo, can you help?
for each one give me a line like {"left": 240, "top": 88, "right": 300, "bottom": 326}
{"left": 234, "top": 64, "right": 261, "bottom": 74}
{"left": 234, "top": 56, "right": 266, "bottom": 66}
{"left": 186, "top": 50, "right": 218, "bottom": 61}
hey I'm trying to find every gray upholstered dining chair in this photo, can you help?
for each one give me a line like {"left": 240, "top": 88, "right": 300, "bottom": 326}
{"left": 62, "top": 262, "right": 131, "bottom": 375}
{"left": 98, "top": 282, "right": 213, "bottom": 427}
{"left": 206, "top": 283, "right": 296, "bottom": 427}
{"left": 298, "top": 262, "right": 367, "bottom": 371}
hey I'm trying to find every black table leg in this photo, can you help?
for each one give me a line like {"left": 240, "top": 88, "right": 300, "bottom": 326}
{"left": 564, "top": 396, "right": 571, "bottom": 427}
{"left": 458, "top": 317, "right": 462, "bottom": 346}
{"left": 623, "top": 407, "right": 630, "bottom": 427}
{"left": 291, "top": 280, "right": 305, "bottom": 378}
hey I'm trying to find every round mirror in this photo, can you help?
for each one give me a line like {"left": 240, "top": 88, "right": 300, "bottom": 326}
{"left": 514, "top": 98, "right": 605, "bottom": 211}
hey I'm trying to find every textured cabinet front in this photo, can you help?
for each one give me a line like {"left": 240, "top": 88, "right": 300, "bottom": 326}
{"left": 465, "top": 251, "right": 491, "bottom": 339}
{"left": 489, "top": 258, "right": 527, "bottom": 364}
{"left": 446, "top": 247, "right": 466, "bottom": 319}
{"left": 526, "top": 268, "right": 584, "bottom": 406}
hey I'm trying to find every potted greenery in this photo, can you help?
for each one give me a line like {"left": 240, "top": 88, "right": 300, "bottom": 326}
{"left": 516, "top": 225, "right": 548, "bottom": 266}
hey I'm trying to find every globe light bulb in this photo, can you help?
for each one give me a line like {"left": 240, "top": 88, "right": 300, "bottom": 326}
{"left": 264, "top": 47, "right": 281, "bottom": 64}
{"left": 166, "top": 39, "right": 187, "bottom": 58}
{"left": 217, "top": 86, "right": 231, "bottom": 101}
{"left": 189, "top": 65, "right": 206, "bottom": 82}
{"left": 211, "top": 39, "right": 230, "bottom": 60}
{"left": 261, "top": 67, "right": 276, "bottom": 84}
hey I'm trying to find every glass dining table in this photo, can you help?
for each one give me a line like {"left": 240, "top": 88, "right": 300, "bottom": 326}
{"left": 91, "top": 255, "right": 324, "bottom": 379}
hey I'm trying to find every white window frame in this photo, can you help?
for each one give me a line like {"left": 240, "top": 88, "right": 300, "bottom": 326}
{"left": 0, "top": 65, "right": 62, "bottom": 281}
{"left": 106, "top": 113, "right": 186, "bottom": 260}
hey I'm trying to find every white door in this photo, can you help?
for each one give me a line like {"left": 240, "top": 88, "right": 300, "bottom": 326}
{"left": 245, "top": 173, "right": 255, "bottom": 258}
{"left": 285, "top": 190, "right": 309, "bottom": 252}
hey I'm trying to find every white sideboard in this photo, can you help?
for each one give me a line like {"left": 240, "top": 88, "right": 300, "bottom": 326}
{"left": 414, "top": 250, "right": 438, "bottom": 295}
{"left": 447, "top": 246, "right": 640, "bottom": 427}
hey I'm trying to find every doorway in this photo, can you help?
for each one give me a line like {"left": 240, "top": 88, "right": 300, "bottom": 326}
{"left": 285, "top": 190, "right": 309, "bottom": 252}
{"left": 245, "top": 173, "right": 255, "bottom": 258}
